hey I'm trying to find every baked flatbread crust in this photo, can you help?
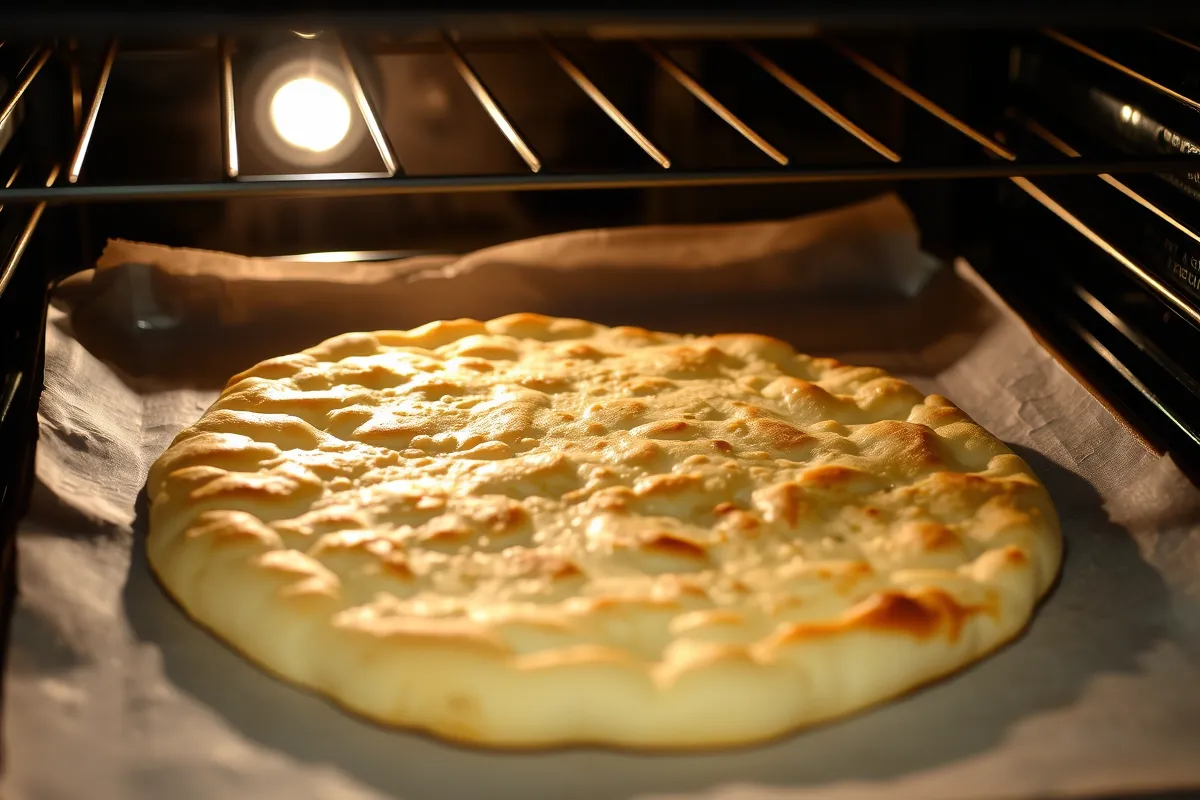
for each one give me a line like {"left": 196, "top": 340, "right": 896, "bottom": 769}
{"left": 146, "top": 313, "right": 1061, "bottom": 748}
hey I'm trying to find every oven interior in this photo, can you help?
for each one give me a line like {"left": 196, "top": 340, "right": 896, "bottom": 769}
{"left": 1, "top": 16, "right": 1200, "bottom": 680}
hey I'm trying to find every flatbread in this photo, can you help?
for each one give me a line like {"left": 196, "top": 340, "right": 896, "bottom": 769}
{"left": 146, "top": 313, "right": 1062, "bottom": 749}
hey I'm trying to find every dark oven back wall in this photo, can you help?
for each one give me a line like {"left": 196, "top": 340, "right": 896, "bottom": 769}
{"left": 27, "top": 33, "right": 1007, "bottom": 264}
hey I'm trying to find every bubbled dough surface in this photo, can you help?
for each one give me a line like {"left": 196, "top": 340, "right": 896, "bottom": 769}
{"left": 146, "top": 313, "right": 1062, "bottom": 748}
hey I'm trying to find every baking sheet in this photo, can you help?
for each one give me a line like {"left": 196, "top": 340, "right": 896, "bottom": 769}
{"left": 5, "top": 194, "right": 1200, "bottom": 800}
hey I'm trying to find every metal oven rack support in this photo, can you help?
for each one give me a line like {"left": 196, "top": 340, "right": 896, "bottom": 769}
{"left": 1, "top": 26, "right": 1200, "bottom": 480}
{"left": 0, "top": 30, "right": 1199, "bottom": 205}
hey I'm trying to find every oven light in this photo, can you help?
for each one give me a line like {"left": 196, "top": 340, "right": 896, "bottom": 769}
{"left": 1120, "top": 104, "right": 1142, "bottom": 124}
{"left": 269, "top": 77, "right": 352, "bottom": 153}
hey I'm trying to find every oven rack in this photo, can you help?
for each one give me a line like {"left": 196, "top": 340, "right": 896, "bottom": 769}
{"left": 0, "top": 28, "right": 1199, "bottom": 204}
{"left": 0, "top": 29, "right": 1196, "bottom": 334}
{"left": 3, "top": 27, "right": 1200, "bottom": 471}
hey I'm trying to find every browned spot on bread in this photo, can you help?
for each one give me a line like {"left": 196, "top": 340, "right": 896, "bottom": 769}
{"left": 307, "top": 531, "right": 379, "bottom": 554}
{"left": 660, "top": 344, "right": 737, "bottom": 378}
{"left": 712, "top": 439, "right": 733, "bottom": 453}
{"left": 756, "top": 481, "right": 809, "bottom": 527}
{"left": 713, "top": 502, "right": 738, "bottom": 515}
{"left": 775, "top": 589, "right": 981, "bottom": 646}
{"left": 643, "top": 533, "right": 709, "bottom": 561}
{"left": 724, "top": 511, "right": 762, "bottom": 533}
{"left": 633, "top": 420, "right": 691, "bottom": 439}
{"left": 560, "top": 487, "right": 591, "bottom": 505}
{"left": 560, "top": 343, "right": 607, "bottom": 359}
{"left": 627, "top": 377, "right": 675, "bottom": 396}
{"left": 478, "top": 502, "right": 528, "bottom": 534}
{"left": 729, "top": 401, "right": 767, "bottom": 418}
{"left": 227, "top": 353, "right": 318, "bottom": 387}
{"left": 490, "top": 312, "right": 554, "bottom": 329}
{"left": 634, "top": 472, "right": 703, "bottom": 497}
{"left": 918, "top": 401, "right": 966, "bottom": 425}
{"left": 382, "top": 554, "right": 415, "bottom": 579}
{"left": 590, "top": 486, "right": 634, "bottom": 512}
{"left": 507, "top": 552, "right": 584, "bottom": 581}
{"left": 585, "top": 399, "right": 648, "bottom": 429}
{"left": 866, "top": 590, "right": 978, "bottom": 641}
{"left": 853, "top": 420, "right": 944, "bottom": 475}
{"left": 550, "top": 560, "right": 584, "bottom": 581}
{"left": 926, "top": 471, "right": 993, "bottom": 492}
{"left": 422, "top": 526, "right": 472, "bottom": 544}
{"left": 619, "top": 440, "right": 662, "bottom": 464}
{"left": 800, "top": 465, "right": 879, "bottom": 492}
{"left": 747, "top": 417, "right": 814, "bottom": 454}
{"left": 912, "top": 522, "right": 960, "bottom": 551}
{"left": 610, "top": 325, "right": 659, "bottom": 342}
{"left": 453, "top": 358, "right": 495, "bottom": 373}
{"left": 1003, "top": 545, "right": 1028, "bottom": 565}
{"left": 813, "top": 561, "right": 874, "bottom": 580}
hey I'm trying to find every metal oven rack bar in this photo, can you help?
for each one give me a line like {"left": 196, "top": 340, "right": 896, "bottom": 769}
{"left": 220, "top": 37, "right": 239, "bottom": 179}
{"left": 0, "top": 26, "right": 1199, "bottom": 469}
{"left": 0, "top": 30, "right": 1198, "bottom": 204}
{"left": 639, "top": 39, "right": 788, "bottom": 165}
{"left": 442, "top": 31, "right": 540, "bottom": 173}
{"left": 542, "top": 35, "right": 670, "bottom": 169}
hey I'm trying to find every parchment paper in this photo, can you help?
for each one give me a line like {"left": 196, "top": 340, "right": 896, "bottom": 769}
{"left": 5, "top": 194, "right": 1199, "bottom": 800}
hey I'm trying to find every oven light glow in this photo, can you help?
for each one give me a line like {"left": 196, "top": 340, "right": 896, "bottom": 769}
{"left": 269, "top": 77, "right": 352, "bottom": 153}
{"left": 1120, "top": 104, "right": 1142, "bottom": 124}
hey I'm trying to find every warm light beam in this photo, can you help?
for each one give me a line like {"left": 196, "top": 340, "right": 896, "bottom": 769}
{"left": 270, "top": 77, "right": 351, "bottom": 153}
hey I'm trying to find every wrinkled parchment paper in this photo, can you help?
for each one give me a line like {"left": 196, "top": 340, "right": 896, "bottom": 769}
{"left": 5, "top": 194, "right": 1199, "bottom": 800}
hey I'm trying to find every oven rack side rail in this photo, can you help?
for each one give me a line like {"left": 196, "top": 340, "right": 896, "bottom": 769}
{"left": 0, "top": 29, "right": 1199, "bottom": 203}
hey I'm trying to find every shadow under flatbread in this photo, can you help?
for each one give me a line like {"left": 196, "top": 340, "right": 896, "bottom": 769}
{"left": 120, "top": 446, "right": 1176, "bottom": 800}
